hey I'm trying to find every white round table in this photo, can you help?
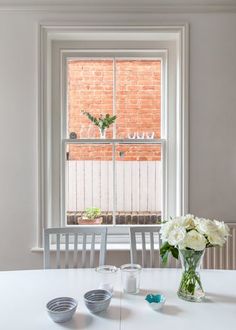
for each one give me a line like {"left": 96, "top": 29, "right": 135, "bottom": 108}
{"left": 0, "top": 268, "right": 235, "bottom": 330}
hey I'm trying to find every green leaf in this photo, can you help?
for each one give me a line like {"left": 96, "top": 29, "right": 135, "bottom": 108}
{"left": 82, "top": 111, "right": 116, "bottom": 130}
{"left": 160, "top": 242, "right": 179, "bottom": 265}
{"left": 160, "top": 242, "right": 171, "bottom": 265}
{"left": 170, "top": 246, "right": 179, "bottom": 260}
{"left": 161, "top": 251, "right": 169, "bottom": 265}
{"left": 160, "top": 241, "right": 170, "bottom": 256}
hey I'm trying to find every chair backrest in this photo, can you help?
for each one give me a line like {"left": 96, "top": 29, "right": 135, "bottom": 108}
{"left": 129, "top": 226, "right": 161, "bottom": 268}
{"left": 44, "top": 227, "right": 107, "bottom": 269}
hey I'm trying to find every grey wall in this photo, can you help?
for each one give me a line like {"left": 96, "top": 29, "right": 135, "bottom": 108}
{"left": 0, "top": 9, "right": 236, "bottom": 270}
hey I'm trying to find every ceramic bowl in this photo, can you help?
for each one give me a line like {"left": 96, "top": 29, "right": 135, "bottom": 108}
{"left": 84, "top": 289, "right": 112, "bottom": 313}
{"left": 46, "top": 297, "right": 78, "bottom": 323}
{"left": 145, "top": 293, "right": 166, "bottom": 311}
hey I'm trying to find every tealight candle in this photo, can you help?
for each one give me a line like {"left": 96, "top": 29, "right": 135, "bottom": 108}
{"left": 120, "top": 264, "right": 142, "bottom": 294}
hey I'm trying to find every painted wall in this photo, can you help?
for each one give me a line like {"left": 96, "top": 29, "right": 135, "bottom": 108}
{"left": 0, "top": 8, "right": 236, "bottom": 270}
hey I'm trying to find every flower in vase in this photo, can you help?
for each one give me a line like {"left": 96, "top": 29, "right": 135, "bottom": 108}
{"left": 160, "top": 214, "right": 229, "bottom": 302}
{"left": 182, "top": 230, "right": 207, "bottom": 251}
{"left": 167, "top": 227, "right": 186, "bottom": 246}
{"left": 213, "top": 220, "right": 230, "bottom": 238}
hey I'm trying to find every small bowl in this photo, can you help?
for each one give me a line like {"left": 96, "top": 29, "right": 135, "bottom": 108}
{"left": 46, "top": 297, "right": 78, "bottom": 323}
{"left": 145, "top": 294, "right": 166, "bottom": 311}
{"left": 84, "top": 289, "right": 112, "bottom": 313}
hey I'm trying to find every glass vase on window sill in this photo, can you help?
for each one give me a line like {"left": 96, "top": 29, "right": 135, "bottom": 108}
{"left": 99, "top": 128, "right": 106, "bottom": 139}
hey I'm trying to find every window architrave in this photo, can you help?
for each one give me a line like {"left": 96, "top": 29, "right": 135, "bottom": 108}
{"left": 38, "top": 25, "right": 189, "bottom": 248}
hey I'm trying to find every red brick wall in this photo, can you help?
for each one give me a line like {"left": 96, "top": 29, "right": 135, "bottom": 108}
{"left": 67, "top": 59, "right": 161, "bottom": 161}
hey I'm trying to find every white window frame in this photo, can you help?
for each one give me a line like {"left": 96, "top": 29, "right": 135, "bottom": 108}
{"left": 37, "top": 25, "right": 189, "bottom": 248}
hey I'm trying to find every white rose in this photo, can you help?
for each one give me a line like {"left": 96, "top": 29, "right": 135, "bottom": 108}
{"left": 195, "top": 218, "right": 216, "bottom": 237}
{"left": 160, "top": 221, "right": 173, "bottom": 242}
{"left": 160, "top": 218, "right": 185, "bottom": 242}
{"left": 213, "top": 220, "right": 230, "bottom": 238}
{"left": 167, "top": 227, "right": 186, "bottom": 246}
{"left": 207, "top": 227, "right": 227, "bottom": 246}
{"left": 195, "top": 218, "right": 228, "bottom": 247}
{"left": 181, "top": 214, "right": 196, "bottom": 229}
{"left": 183, "top": 230, "right": 207, "bottom": 251}
{"left": 207, "top": 231, "right": 225, "bottom": 246}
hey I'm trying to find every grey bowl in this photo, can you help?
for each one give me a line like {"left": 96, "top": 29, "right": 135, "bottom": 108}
{"left": 84, "top": 289, "right": 112, "bottom": 313}
{"left": 46, "top": 297, "right": 78, "bottom": 323}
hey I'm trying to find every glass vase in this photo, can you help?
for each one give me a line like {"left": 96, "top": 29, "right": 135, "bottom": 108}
{"left": 177, "top": 249, "right": 205, "bottom": 302}
{"left": 99, "top": 128, "right": 106, "bottom": 139}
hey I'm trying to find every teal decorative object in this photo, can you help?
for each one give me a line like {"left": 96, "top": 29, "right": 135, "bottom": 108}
{"left": 145, "top": 294, "right": 166, "bottom": 311}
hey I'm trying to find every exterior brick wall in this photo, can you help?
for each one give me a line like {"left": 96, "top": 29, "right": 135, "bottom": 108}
{"left": 67, "top": 59, "right": 161, "bottom": 161}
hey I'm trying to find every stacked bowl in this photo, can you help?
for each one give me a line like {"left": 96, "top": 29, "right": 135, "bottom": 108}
{"left": 46, "top": 297, "right": 78, "bottom": 323}
{"left": 84, "top": 289, "right": 112, "bottom": 313}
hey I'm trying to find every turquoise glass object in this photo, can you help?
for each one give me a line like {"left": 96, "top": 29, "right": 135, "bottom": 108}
{"left": 145, "top": 294, "right": 165, "bottom": 303}
{"left": 145, "top": 294, "right": 166, "bottom": 311}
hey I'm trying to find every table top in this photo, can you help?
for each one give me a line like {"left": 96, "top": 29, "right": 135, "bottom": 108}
{"left": 0, "top": 268, "right": 236, "bottom": 330}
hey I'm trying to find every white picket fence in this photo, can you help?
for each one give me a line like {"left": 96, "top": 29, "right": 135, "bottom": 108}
{"left": 66, "top": 161, "right": 162, "bottom": 212}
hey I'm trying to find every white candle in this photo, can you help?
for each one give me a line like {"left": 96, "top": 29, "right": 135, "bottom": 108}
{"left": 125, "top": 275, "right": 137, "bottom": 293}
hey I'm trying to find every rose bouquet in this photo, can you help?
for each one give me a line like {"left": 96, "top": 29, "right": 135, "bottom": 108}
{"left": 160, "top": 214, "right": 229, "bottom": 302}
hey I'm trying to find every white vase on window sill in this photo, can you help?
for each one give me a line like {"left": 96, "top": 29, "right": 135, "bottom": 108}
{"left": 99, "top": 128, "right": 106, "bottom": 139}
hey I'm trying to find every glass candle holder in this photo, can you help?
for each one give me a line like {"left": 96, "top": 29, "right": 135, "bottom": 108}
{"left": 146, "top": 132, "right": 155, "bottom": 139}
{"left": 136, "top": 132, "right": 145, "bottom": 139}
{"left": 120, "top": 264, "right": 142, "bottom": 294}
{"left": 127, "top": 132, "right": 136, "bottom": 139}
{"left": 95, "top": 265, "right": 119, "bottom": 294}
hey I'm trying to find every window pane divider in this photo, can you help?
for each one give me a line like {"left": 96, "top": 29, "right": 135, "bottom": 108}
{"left": 63, "top": 138, "right": 165, "bottom": 145}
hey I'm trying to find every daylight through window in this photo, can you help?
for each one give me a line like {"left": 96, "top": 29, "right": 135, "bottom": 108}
{"left": 65, "top": 58, "right": 163, "bottom": 226}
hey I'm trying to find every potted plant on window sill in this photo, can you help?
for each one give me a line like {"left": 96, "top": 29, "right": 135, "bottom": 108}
{"left": 82, "top": 111, "right": 116, "bottom": 139}
{"left": 77, "top": 207, "right": 103, "bottom": 225}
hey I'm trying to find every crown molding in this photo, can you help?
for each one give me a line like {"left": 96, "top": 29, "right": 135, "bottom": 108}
{"left": 0, "top": 4, "right": 236, "bottom": 14}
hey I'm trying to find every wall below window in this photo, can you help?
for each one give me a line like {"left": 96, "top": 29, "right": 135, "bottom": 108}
{"left": 0, "top": 8, "right": 236, "bottom": 270}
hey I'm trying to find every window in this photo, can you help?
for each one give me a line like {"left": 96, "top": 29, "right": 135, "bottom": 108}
{"left": 65, "top": 58, "right": 162, "bottom": 226}
{"left": 39, "top": 26, "right": 188, "bottom": 245}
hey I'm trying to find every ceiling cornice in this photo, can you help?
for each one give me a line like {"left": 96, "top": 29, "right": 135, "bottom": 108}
{"left": 0, "top": 4, "right": 236, "bottom": 14}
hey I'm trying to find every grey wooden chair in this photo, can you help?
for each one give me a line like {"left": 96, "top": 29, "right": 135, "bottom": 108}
{"left": 129, "top": 226, "right": 181, "bottom": 268}
{"left": 44, "top": 227, "right": 107, "bottom": 269}
{"left": 129, "top": 226, "right": 161, "bottom": 268}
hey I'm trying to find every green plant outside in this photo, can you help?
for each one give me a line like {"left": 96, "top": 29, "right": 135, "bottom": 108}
{"left": 82, "top": 111, "right": 117, "bottom": 133}
{"left": 84, "top": 207, "right": 101, "bottom": 220}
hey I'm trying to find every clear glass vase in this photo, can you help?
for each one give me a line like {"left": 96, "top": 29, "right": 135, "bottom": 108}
{"left": 177, "top": 249, "right": 205, "bottom": 302}
{"left": 99, "top": 128, "right": 106, "bottom": 139}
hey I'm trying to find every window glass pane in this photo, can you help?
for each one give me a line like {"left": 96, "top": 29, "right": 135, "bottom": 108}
{"left": 67, "top": 59, "right": 113, "bottom": 138}
{"left": 66, "top": 58, "right": 162, "bottom": 226}
{"left": 115, "top": 144, "right": 162, "bottom": 224}
{"left": 66, "top": 144, "right": 113, "bottom": 225}
{"left": 67, "top": 58, "right": 161, "bottom": 140}
{"left": 116, "top": 60, "right": 161, "bottom": 139}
